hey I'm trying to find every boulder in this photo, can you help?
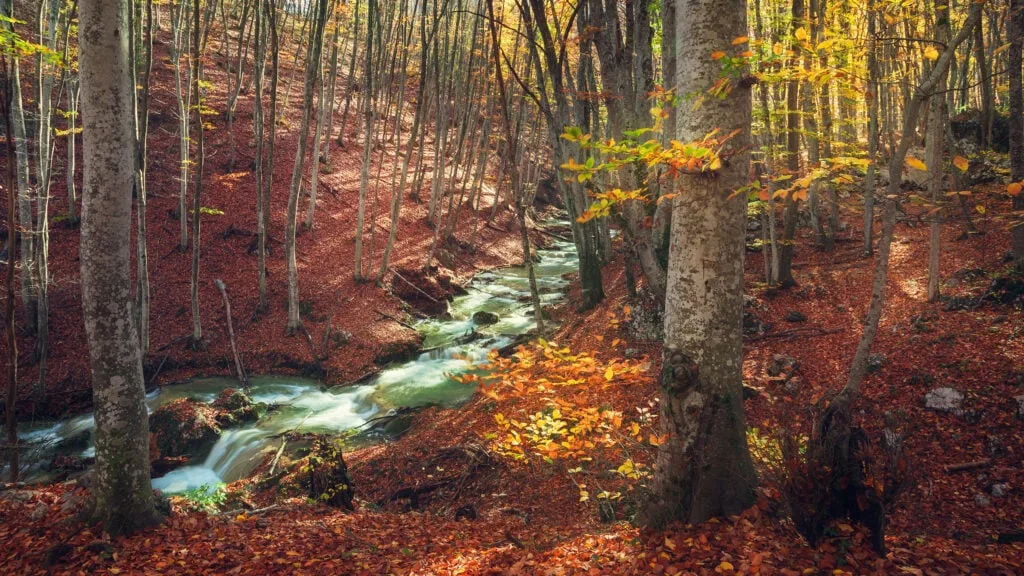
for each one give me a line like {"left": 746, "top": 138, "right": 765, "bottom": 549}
{"left": 866, "top": 353, "right": 887, "bottom": 373}
{"left": 767, "top": 354, "right": 800, "bottom": 378}
{"left": 923, "top": 387, "right": 963, "bottom": 413}
{"left": 785, "top": 310, "right": 807, "bottom": 323}
{"left": 472, "top": 310, "right": 500, "bottom": 325}
{"left": 212, "top": 388, "right": 262, "bottom": 426}
{"left": 1015, "top": 395, "right": 1024, "bottom": 421}
{"left": 149, "top": 398, "right": 221, "bottom": 459}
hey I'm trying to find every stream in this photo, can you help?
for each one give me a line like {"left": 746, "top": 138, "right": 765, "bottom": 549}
{"left": 12, "top": 236, "right": 579, "bottom": 493}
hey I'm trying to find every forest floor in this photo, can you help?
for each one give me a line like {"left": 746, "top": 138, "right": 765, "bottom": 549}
{"left": 2, "top": 192, "right": 1023, "bottom": 575}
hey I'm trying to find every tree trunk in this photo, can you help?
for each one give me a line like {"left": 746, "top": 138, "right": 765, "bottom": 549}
{"left": 638, "top": 0, "right": 757, "bottom": 527}
{"left": 353, "top": 0, "right": 375, "bottom": 281}
{"left": 1010, "top": 0, "right": 1024, "bottom": 265}
{"left": 189, "top": 0, "right": 206, "bottom": 346}
{"left": 2, "top": 45, "right": 21, "bottom": 483}
{"left": 0, "top": 0, "right": 36, "bottom": 333}
{"left": 78, "top": 0, "right": 162, "bottom": 534}
{"left": 777, "top": 0, "right": 804, "bottom": 286}
{"left": 864, "top": 0, "right": 879, "bottom": 255}
{"left": 286, "top": 0, "right": 329, "bottom": 330}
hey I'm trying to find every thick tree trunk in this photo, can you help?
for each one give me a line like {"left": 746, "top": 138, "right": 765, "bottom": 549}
{"left": 638, "top": 0, "right": 757, "bottom": 527}
{"left": 78, "top": 0, "right": 162, "bottom": 535}
{"left": 1010, "top": 0, "right": 1024, "bottom": 265}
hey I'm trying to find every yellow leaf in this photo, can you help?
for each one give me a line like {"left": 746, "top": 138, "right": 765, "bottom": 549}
{"left": 975, "top": 204, "right": 986, "bottom": 214}
{"left": 795, "top": 27, "right": 808, "bottom": 41}
{"left": 716, "top": 561, "right": 735, "bottom": 573}
{"left": 816, "top": 39, "right": 836, "bottom": 52}
{"left": 924, "top": 46, "right": 939, "bottom": 61}
{"left": 772, "top": 42, "right": 784, "bottom": 56}
{"left": 953, "top": 155, "right": 969, "bottom": 172}
{"left": 616, "top": 459, "right": 635, "bottom": 476}
{"left": 664, "top": 537, "right": 677, "bottom": 550}
{"left": 1008, "top": 182, "right": 1023, "bottom": 196}
{"left": 732, "top": 36, "right": 749, "bottom": 45}
{"left": 235, "top": 514, "right": 247, "bottom": 522}
{"left": 604, "top": 366, "right": 614, "bottom": 381}
{"left": 708, "top": 156, "right": 722, "bottom": 171}
{"left": 993, "top": 42, "right": 1011, "bottom": 57}
{"left": 906, "top": 157, "right": 927, "bottom": 171}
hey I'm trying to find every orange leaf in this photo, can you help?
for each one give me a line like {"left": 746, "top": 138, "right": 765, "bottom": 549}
{"left": 1008, "top": 182, "right": 1023, "bottom": 196}
{"left": 952, "top": 155, "right": 969, "bottom": 172}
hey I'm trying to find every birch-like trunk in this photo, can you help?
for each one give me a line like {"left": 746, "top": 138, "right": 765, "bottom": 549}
{"left": 638, "top": 0, "right": 757, "bottom": 527}
{"left": 78, "top": 0, "right": 162, "bottom": 535}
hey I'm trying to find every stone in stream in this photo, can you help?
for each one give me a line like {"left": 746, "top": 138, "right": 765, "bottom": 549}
{"left": 472, "top": 310, "right": 500, "bottom": 325}
{"left": 149, "top": 398, "right": 222, "bottom": 459}
{"left": 212, "top": 388, "right": 263, "bottom": 427}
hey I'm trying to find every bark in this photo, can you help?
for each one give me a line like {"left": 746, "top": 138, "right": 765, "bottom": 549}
{"left": 864, "top": 0, "right": 879, "bottom": 255}
{"left": 777, "top": 0, "right": 804, "bottom": 286}
{"left": 638, "top": 0, "right": 757, "bottom": 527}
{"left": 132, "top": 0, "right": 155, "bottom": 353}
{"left": 1010, "top": 0, "right": 1024, "bottom": 265}
{"left": 353, "top": 0, "right": 375, "bottom": 281}
{"left": 0, "top": 0, "right": 36, "bottom": 332}
{"left": 2, "top": 50, "right": 20, "bottom": 482}
{"left": 973, "top": 15, "right": 993, "bottom": 148}
{"left": 78, "top": 0, "right": 162, "bottom": 534}
{"left": 926, "top": 3, "right": 950, "bottom": 302}
{"left": 285, "top": 0, "right": 329, "bottom": 330}
{"left": 190, "top": 0, "right": 206, "bottom": 345}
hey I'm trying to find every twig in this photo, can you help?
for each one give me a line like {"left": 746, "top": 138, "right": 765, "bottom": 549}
{"left": 219, "top": 504, "right": 279, "bottom": 517}
{"left": 944, "top": 459, "right": 992, "bottom": 473}
{"left": 267, "top": 439, "right": 287, "bottom": 477}
{"left": 745, "top": 326, "right": 843, "bottom": 342}
{"left": 375, "top": 309, "right": 417, "bottom": 331}
{"left": 387, "top": 267, "right": 439, "bottom": 303}
{"left": 214, "top": 279, "right": 249, "bottom": 391}
{"left": 504, "top": 529, "right": 525, "bottom": 549}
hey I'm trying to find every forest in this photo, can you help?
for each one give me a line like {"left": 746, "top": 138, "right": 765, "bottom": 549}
{"left": 0, "top": 0, "right": 1022, "bottom": 572}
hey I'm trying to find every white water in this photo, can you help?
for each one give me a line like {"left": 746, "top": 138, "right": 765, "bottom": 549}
{"left": 12, "top": 236, "right": 579, "bottom": 492}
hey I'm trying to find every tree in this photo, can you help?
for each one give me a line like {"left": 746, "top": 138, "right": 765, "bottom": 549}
{"left": 1010, "top": 0, "right": 1023, "bottom": 266}
{"left": 638, "top": 0, "right": 756, "bottom": 526}
{"left": 77, "top": 0, "right": 162, "bottom": 535}
{"left": 285, "top": 0, "right": 328, "bottom": 330}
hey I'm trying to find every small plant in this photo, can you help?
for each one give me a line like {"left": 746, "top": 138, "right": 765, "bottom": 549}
{"left": 178, "top": 483, "right": 228, "bottom": 513}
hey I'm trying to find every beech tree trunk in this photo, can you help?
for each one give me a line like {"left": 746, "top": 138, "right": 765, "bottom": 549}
{"left": 638, "top": 0, "right": 757, "bottom": 527}
{"left": 78, "top": 0, "right": 162, "bottom": 535}
{"left": 1010, "top": 0, "right": 1024, "bottom": 266}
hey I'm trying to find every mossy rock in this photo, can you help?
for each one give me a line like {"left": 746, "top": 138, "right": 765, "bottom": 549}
{"left": 149, "top": 398, "right": 221, "bottom": 459}
{"left": 212, "top": 388, "right": 267, "bottom": 426}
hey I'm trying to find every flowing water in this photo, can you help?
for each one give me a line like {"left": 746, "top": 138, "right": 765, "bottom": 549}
{"left": 12, "top": 237, "right": 579, "bottom": 493}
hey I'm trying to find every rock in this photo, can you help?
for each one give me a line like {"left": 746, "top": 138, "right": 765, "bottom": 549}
{"left": 212, "top": 388, "right": 263, "bottom": 426}
{"left": 56, "top": 429, "right": 92, "bottom": 454}
{"left": 1015, "top": 395, "right": 1024, "bottom": 420}
{"left": 29, "top": 503, "right": 48, "bottom": 520}
{"left": 866, "top": 353, "right": 887, "bottom": 373}
{"left": 471, "top": 310, "right": 500, "bottom": 325}
{"left": 923, "top": 387, "right": 964, "bottom": 413}
{"left": 624, "top": 348, "right": 640, "bottom": 360}
{"left": 212, "top": 388, "right": 253, "bottom": 412}
{"left": 767, "top": 354, "right": 800, "bottom": 378}
{"left": 784, "top": 310, "right": 807, "bottom": 323}
{"left": 784, "top": 376, "right": 804, "bottom": 394}
{"left": 391, "top": 266, "right": 462, "bottom": 315}
{"left": 990, "top": 483, "right": 1010, "bottom": 498}
{"left": 374, "top": 332, "right": 423, "bottom": 365}
{"left": 742, "top": 385, "right": 760, "bottom": 400}
{"left": 454, "top": 504, "right": 477, "bottom": 520}
{"left": 149, "top": 398, "right": 221, "bottom": 459}
{"left": 975, "top": 494, "right": 991, "bottom": 507}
